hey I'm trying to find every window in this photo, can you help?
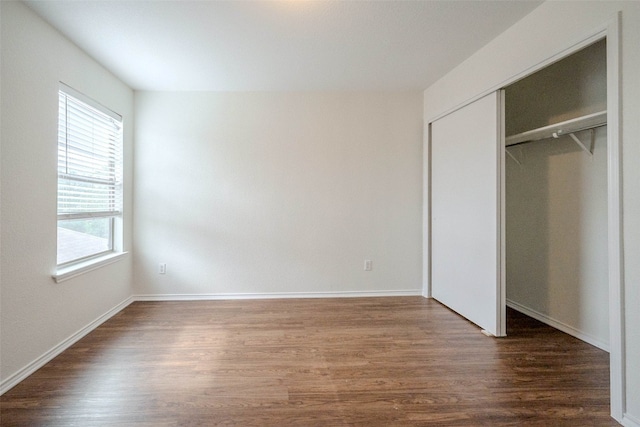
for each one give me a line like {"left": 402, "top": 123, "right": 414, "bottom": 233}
{"left": 57, "top": 84, "right": 123, "bottom": 267}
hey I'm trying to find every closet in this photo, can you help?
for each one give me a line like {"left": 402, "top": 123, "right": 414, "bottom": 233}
{"left": 429, "top": 39, "right": 609, "bottom": 346}
{"left": 504, "top": 39, "right": 608, "bottom": 350}
{"left": 428, "top": 32, "right": 622, "bottom": 418}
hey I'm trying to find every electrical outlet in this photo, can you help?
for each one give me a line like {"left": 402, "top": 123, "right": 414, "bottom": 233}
{"left": 159, "top": 263, "right": 166, "bottom": 274}
{"left": 364, "top": 260, "right": 372, "bottom": 271}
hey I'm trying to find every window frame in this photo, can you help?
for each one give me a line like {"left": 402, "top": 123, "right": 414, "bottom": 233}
{"left": 54, "top": 83, "right": 126, "bottom": 281}
{"left": 57, "top": 217, "right": 115, "bottom": 268}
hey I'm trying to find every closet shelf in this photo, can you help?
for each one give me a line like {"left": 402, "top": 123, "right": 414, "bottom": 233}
{"left": 505, "top": 110, "right": 607, "bottom": 147}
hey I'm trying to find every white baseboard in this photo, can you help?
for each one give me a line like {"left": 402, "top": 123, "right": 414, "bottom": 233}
{"left": 622, "top": 412, "right": 640, "bottom": 427}
{"left": 506, "top": 299, "right": 609, "bottom": 352}
{"left": 134, "top": 289, "right": 423, "bottom": 301}
{"left": 0, "top": 296, "right": 134, "bottom": 395}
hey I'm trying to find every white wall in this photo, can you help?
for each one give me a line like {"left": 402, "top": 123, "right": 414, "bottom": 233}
{"left": 0, "top": 1, "right": 134, "bottom": 390}
{"left": 134, "top": 92, "right": 423, "bottom": 297}
{"left": 423, "top": 1, "right": 640, "bottom": 424}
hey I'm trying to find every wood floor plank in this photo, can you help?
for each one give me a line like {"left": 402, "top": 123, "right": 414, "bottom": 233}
{"left": 0, "top": 297, "right": 618, "bottom": 426}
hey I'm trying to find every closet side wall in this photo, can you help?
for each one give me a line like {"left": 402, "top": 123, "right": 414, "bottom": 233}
{"left": 505, "top": 41, "right": 609, "bottom": 349}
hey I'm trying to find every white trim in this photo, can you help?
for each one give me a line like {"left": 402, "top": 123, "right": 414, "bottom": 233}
{"left": 506, "top": 299, "right": 609, "bottom": 352}
{"left": 622, "top": 412, "right": 640, "bottom": 427}
{"left": 423, "top": 122, "right": 432, "bottom": 298}
{"left": 134, "top": 289, "right": 423, "bottom": 301}
{"left": 0, "top": 296, "right": 134, "bottom": 395}
{"left": 497, "top": 89, "right": 506, "bottom": 337}
{"left": 53, "top": 251, "right": 128, "bottom": 283}
{"left": 605, "top": 12, "right": 625, "bottom": 421}
{"left": 57, "top": 211, "right": 123, "bottom": 221}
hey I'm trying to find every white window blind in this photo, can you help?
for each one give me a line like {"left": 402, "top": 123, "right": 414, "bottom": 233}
{"left": 57, "top": 84, "right": 123, "bottom": 265}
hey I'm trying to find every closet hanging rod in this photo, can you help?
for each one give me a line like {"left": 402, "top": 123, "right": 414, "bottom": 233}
{"left": 505, "top": 110, "right": 606, "bottom": 147}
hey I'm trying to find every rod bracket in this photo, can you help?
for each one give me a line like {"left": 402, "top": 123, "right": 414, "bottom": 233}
{"left": 553, "top": 128, "right": 595, "bottom": 156}
{"left": 505, "top": 147, "right": 522, "bottom": 166}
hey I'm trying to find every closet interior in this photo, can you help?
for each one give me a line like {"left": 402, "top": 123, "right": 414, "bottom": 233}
{"left": 503, "top": 39, "right": 609, "bottom": 350}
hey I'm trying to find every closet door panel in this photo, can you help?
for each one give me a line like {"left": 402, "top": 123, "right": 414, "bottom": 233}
{"left": 431, "top": 91, "right": 505, "bottom": 336}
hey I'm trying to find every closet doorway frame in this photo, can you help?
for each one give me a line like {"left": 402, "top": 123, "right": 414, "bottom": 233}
{"left": 425, "top": 14, "right": 625, "bottom": 422}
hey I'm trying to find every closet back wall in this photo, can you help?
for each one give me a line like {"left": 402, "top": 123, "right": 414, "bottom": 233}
{"left": 506, "top": 131, "right": 608, "bottom": 348}
{"left": 505, "top": 40, "right": 609, "bottom": 349}
{"left": 133, "top": 92, "right": 423, "bottom": 297}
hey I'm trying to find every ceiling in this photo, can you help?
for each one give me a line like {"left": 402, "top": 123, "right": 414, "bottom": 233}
{"left": 24, "top": 0, "right": 543, "bottom": 92}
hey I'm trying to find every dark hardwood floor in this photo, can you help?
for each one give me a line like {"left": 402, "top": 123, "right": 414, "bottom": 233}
{"left": 0, "top": 297, "right": 617, "bottom": 426}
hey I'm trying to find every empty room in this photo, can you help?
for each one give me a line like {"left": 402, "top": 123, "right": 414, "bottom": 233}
{"left": 1, "top": 1, "right": 639, "bottom": 426}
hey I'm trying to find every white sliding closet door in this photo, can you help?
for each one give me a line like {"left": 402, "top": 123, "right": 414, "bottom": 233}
{"left": 430, "top": 91, "right": 505, "bottom": 337}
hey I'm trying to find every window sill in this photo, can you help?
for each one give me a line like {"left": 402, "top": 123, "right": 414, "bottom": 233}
{"left": 53, "top": 251, "right": 128, "bottom": 283}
